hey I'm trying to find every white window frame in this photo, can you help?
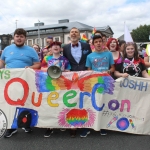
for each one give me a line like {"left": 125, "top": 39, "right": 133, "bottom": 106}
{"left": 35, "top": 38, "right": 42, "bottom": 46}
{"left": 27, "top": 39, "right": 33, "bottom": 46}
{"left": 11, "top": 40, "right": 14, "bottom": 44}
{"left": 53, "top": 36, "right": 61, "bottom": 42}
{"left": 44, "top": 37, "right": 47, "bottom": 47}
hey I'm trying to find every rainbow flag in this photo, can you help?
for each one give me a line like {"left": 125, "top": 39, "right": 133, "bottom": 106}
{"left": 80, "top": 34, "right": 88, "bottom": 43}
{"left": 91, "top": 27, "right": 96, "bottom": 38}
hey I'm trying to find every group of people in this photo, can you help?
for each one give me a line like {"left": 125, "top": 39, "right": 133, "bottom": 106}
{"left": 0, "top": 26, "right": 150, "bottom": 139}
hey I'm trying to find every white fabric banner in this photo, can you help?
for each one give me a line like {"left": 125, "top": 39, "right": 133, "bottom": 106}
{"left": 0, "top": 68, "right": 150, "bottom": 135}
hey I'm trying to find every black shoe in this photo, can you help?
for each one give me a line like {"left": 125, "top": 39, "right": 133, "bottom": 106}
{"left": 44, "top": 129, "right": 53, "bottom": 138}
{"left": 22, "top": 127, "right": 32, "bottom": 133}
{"left": 100, "top": 129, "right": 107, "bottom": 135}
{"left": 4, "top": 129, "right": 17, "bottom": 138}
{"left": 70, "top": 130, "right": 76, "bottom": 138}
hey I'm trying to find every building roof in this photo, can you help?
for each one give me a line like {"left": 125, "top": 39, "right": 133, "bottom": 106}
{"left": 118, "top": 34, "right": 124, "bottom": 40}
{"left": 23, "top": 21, "right": 113, "bottom": 34}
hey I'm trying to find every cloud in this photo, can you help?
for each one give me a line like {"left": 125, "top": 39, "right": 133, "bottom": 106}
{"left": 0, "top": 0, "right": 149, "bottom": 39}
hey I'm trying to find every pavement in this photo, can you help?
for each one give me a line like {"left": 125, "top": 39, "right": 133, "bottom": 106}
{"left": 0, "top": 128, "right": 150, "bottom": 150}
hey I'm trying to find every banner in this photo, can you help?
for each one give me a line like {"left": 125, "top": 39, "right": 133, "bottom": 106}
{"left": 0, "top": 69, "right": 150, "bottom": 135}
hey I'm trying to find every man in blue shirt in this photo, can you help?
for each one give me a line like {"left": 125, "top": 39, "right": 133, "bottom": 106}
{"left": 0, "top": 28, "right": 41, "bottom": 138}
{"left": 86, "top": 35, "right": 115, "bottom": 136}
{"left": 86, "top": 35, "right": 115, "bottom": 74}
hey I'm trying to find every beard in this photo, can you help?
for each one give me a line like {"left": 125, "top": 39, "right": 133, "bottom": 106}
{"left": 14, "top": 42, "right": 25, "bottom": 47}
{"left": 70, "top": 37, "right": 79, "bottom": 43}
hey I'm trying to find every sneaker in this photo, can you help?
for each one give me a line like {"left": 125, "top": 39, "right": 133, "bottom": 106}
{"left": 60, "top": 129, "right": 66, "bottom": 131}
{"left": 22, "top": 127, "right": 32, "bottom": 133}
{"left": 44, "top": 129, "right": 53, "bottom": 138}
{"left": 4, "top": 129, "right": 17, "bottom": 138}
{"left": 80, "top": 129, "right": 90, "bottom": 138}
{"left": 100, "top": 129, "right": 107, "bottom": 135}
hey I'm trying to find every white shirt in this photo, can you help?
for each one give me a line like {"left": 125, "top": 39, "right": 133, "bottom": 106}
{"left": 71, "top": 42, "right": 82, "bottom": 63}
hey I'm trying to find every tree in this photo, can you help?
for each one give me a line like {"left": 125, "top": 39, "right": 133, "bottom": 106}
{"left": 131, "top": 25, "right": 150, "bottom": 42}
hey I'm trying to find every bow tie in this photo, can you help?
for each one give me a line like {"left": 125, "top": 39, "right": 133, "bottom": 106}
{"left": 72, "top": 43, "right": 78, "bottom": 47}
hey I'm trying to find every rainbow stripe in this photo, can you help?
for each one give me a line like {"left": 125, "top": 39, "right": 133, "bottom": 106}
{"left": 92, "top": 27, "right": 96, "bottom": 38}
{"left": 80, "top": 34, "right": 88, "bottom": 43}
{"left": 66, "top": 109, "right": 88, "bottom": 126}
{"left": 129, "top": 119, "right": 135, "bottom": 128}
{"left": 107, "top": 116, "right": 118, "bottom": 128}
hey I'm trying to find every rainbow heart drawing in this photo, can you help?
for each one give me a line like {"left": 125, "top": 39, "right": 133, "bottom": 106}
{"left": 58, "top": 108, "right": 96, "bottom": 128}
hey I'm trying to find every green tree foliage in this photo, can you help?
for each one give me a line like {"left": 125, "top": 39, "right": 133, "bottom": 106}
{"left": 131, "top": 25, "right": 150, "bottom": 42}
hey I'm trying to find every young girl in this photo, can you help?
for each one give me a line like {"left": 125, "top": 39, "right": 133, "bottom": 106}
{"left": 41, "top": 41, "right": 71, "bottom": 137}
{"left": 114, "top": 42, "right": 150, "bottom": 78}
{"left": 41, "top": 41, "right": 71, "bottom": 72}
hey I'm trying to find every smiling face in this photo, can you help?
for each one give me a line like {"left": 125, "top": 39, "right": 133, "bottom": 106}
{"left": 110, "top": 40, "right": 117, "bottom": 51}
{"left": 51, "top": 45, "right": 61, "bottom": 54}
{"left": 69, "top": 28, "right": 80, "bottom": 44}
{"left": 126, "top": 45, "right": 135, "bottom": 58}
{"left": 33, "top": 45, "right": 40, "bottom": 53}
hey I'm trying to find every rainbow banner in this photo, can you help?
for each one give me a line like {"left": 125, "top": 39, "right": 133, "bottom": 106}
{"left": 0, "top": 69, "right": 150, "bottom": 135}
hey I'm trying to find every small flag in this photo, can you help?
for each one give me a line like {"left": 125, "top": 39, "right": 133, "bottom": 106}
{"left": 80, "top": 33, "right": 88, "bottom": 43}
{"left": 91, "top": 27, "right": 96, "bottom": 38}
{"left": 124, "top": 24, "right": 133, "bottom": 42}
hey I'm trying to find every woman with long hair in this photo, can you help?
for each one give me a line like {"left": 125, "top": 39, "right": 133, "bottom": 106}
{"left": 114, "top": 42, "right": 150, "bottom": 78}
{"left": 107, "top": 38, "right": 121, "bottom": 64}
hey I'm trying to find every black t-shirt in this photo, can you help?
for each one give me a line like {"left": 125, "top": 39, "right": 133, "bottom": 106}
{"left": 115, "top": 57, "right": 146, "bottom": 77}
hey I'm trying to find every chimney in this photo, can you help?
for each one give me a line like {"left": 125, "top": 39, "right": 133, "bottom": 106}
{"left": 58, "top": 19, "right": 69, "bottom": 24}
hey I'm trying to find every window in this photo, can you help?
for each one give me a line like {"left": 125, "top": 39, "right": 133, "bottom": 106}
{"left": 27, "top": 39, "right": 33, "bottom": 46}
{"left": 11, "top": 40, "right": 14, "bottom": 44}
{"left": 35, "top": 38, "right": 42, "bottom": 46}
{"left": 67, "top": 37, "right": 70, "bottom": 41}
{"left": 54, "top": 36, "right": 61, "bottom": 42}
{"left": 44, "top": 38, "right": 47, "bottom": 47}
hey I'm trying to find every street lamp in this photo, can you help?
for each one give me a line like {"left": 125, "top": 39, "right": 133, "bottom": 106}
{"left": 15, "top": 20, "right": 18, "bottom": 29}
{"left": 38, "top": 20, "right": 41, "bottom": 47}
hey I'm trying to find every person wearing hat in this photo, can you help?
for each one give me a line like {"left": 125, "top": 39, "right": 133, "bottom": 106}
{"left": 41, "top": 41, "right": 70, "bottom": 72}
{"left": 41, "top": 41, "right": 71, "bottom": 137}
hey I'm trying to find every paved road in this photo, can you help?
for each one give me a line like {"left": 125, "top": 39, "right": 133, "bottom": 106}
{"left": 0, "top": 128, "right": 150, "bottom": 150}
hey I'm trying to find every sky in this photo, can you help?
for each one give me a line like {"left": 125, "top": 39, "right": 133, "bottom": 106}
{"left": 0, "top": 0, "right": 149, "bottom": 38}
